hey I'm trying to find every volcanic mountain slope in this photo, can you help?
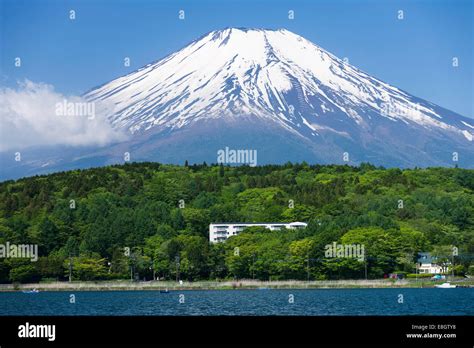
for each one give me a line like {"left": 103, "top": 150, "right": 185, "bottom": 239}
{"left": 2, "top": 28, "right": 473, "bottom": 180}
{"left": 84, "top": 28, "right": 473, "bottom": 166}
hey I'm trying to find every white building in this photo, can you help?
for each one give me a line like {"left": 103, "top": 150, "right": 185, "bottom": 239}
{"left": 417, "top": 252, "right": 446, "bottom": 274}
{"left": 209, "top": 222, "right": 308, "bottom": 243}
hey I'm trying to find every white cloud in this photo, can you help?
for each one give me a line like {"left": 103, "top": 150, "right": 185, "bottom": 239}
{"left": 0, "top": 80, "right": 127, "bottom": 151}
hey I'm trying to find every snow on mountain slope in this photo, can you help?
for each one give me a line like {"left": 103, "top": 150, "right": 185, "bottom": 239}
{"left": 84, "top": 28, "right": 473, "bottom": 144}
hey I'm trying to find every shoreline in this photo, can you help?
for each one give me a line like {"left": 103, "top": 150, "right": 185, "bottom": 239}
{"left": 1, "top": 279, "right": 473, "bottom": 292}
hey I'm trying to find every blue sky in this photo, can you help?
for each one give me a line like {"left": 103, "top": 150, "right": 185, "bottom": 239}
{"left": 1, "top": 0, "right": 473, "bottom": 117}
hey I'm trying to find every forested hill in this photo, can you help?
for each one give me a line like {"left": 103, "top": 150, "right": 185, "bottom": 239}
{"left": 0, "top": 162, "right": 473, "bottom": 283}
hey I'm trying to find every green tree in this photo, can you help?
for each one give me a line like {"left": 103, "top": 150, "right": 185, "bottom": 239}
{"left": 287, "top": 239, "right": 315, "bottom": 279}
{"left": 9, "top": 263, "right": 39, "bottom": 283}
{"left": 66, "top": 257, "right": 108, "bottom": 280}
{"left": 340, "top": 227, "right": 399, "bottom": 278}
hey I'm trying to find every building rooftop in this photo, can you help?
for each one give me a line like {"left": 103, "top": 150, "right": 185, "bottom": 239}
{"left": 417, "top": 252, "right": 437, "bottom": 264}
{"left": 210, "top": 222, "right": 307, "bottom": 225}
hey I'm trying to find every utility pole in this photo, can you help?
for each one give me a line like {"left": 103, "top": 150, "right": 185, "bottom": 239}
{"left": 175, "top": 255, "right": 180, "bottom": 282}
{"left": 152, "top": 259, "right": 156, "bottom": 281}
{"left": 128, "top": 249, "right": 133, "bottom": 282}
{"left": 252, "top": 253, "right": 255, "bottom": 280}
{"left": 68, "top": 254, "right": 72, "bottom": 282}
{"left": 364, "top": 255, "right": 368, "bottom": 280}
{"left": 451, "top": 252, "right": 454, "bottom": 279}
{"left": 306, "top": 256, "right": 310, "bottom": 282}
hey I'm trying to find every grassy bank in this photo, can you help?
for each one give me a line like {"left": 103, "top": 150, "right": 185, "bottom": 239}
{"left": 1, "top": 278, "right": 473, "bottom": 292}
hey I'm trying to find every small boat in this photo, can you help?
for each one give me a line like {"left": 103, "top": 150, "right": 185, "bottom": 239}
{"left": 435, "top": 282, "right": 457, "bottom": 288}
{"left": 160, "top": 289, "right": 170, "bottom": 293}
{"left": 22, "top": 288, "right": 39, "bottom": 293}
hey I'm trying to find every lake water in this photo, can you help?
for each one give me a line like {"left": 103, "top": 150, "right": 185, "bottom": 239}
{"left": 0, "top": 288, "right": 473, "bottom": 316}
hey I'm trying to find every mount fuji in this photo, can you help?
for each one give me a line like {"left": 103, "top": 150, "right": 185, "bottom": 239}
{"left": 2, "top": 28, "right": 474, "bottom": 179}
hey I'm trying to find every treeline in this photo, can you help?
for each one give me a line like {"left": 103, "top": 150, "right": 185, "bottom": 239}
{"left": 0, "top": 162, "right": 473, "bottom": 283}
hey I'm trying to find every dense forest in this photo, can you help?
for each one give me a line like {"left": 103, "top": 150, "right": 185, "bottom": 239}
{"left": 0, "top": 162, "right": 473, "bottom": 283}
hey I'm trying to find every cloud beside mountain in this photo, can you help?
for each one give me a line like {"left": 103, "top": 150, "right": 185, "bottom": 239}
{"left": 0, "top": 80, "right": 126, "bottom": 152}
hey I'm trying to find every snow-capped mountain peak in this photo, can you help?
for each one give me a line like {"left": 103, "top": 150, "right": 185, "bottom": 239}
{"left": 85, "top": 27, "right": 473, "bottom": 144}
